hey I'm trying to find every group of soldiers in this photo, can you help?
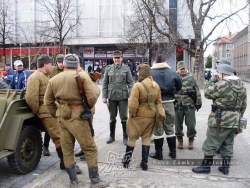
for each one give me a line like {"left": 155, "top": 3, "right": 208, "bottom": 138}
{"left": 101, "top": 51, "right": 247, "bottom": 177}
{"left": 10, "top": 50, "right": 246, "bottom": 187}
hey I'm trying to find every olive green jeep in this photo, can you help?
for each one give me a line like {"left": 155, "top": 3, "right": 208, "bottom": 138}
{"left": 0, "top": 89, "right": 44, "bottom": 174}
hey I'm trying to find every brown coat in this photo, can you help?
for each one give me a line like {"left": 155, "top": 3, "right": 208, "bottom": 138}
{"left": 128, "top": 76, "right": 162, "bottom": 118}
{"left": 26, "top": 69, "right": 52, "bottom": 118}
{"left": 44, "top": 69, "right": 100, "bottom": 118}
{"left": 127, "top": 76, "right": 163, "bottom": 147}
{"left": 50, "top": 66, "right": 63, "bottom": 78}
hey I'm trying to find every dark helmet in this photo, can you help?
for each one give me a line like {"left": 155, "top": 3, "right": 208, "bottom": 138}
{"left": 217, "top": 58, "right": 231, "bottom": 65}
{"left": 217, "top": 64, "right": 233, "bottom": 76}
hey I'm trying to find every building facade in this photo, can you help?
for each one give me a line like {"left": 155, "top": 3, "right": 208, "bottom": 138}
{"left": 231, "top": 26, "right": 250, "bottom": 78}
{"left": 0, "top": 0, "right": 194, "bottom": 71}
{"left": 212, "top": 32, "right": 235, "bottom": 68}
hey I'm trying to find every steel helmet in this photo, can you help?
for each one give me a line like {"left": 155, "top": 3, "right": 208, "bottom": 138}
{"left": 217, "top": 58, "right": 231, "bottom": 65}
{"left": 217, "top": 64, "right": 234, "bottom": 76}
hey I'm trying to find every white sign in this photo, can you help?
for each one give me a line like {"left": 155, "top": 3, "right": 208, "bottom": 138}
{"left": 83, "top": 47, "right": 94, "bottom": 58}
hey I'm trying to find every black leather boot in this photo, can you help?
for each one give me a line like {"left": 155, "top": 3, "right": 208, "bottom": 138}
{"left": 106, "top": 121, "right": 116, "bottom": 144}
{"left": 140, "top": 145, "right": 150, "bottom": 171}
{"left": 149, "top": 138, "right": 164, "bottom": 160}
{"left": 218, "top": 156, "right": 231, "bottom": 175}
{"left": 122, "top": 122, "right": 128, "bottom": 145}
{"left": 56, "top": 147, "right": 65, "bottom": 170}
{"left": 66, "top": 166, "right": 78, "bottom": 188}
{"left": 75, "top": 150, "right": 84, "bottom": 157}
{"left": 43, "top": 132, "right": 50, "bottom": 156}
{"left": 122, "top": 145, "right": 134, "bottom": 168}
{"left": 166, "top": 136, "right": 176, "bottom": 159}
{"left": 192, "top": 155, "right": 213, "bottom": 174}
{"left": 88, "top": 167, "right": 109, "bottom": 188}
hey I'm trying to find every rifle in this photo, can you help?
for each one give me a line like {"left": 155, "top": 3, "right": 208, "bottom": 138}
{"left": 75, "top": 72, "right": 95, "bottom": 137}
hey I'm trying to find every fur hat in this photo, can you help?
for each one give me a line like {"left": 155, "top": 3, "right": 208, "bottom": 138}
{"left": 139, "top": 64, "right": 151, "bottom": 81}
{"left": 37, "top": 54, "right": 52, "bottom": 65}
{"left": 63, "top": 54, "right": 79, "bottom": 68}
{"left": 56, "top": 54, "right": 65, "bottom": 62}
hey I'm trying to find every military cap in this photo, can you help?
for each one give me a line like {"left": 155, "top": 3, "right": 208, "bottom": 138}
{"left": 217, "top": 58, "right": 231, "bottom": 65}
{"left": 37, "top": 54, "right": 52, "bottom": 65}
{"left": 217, "top": 64, "right": 233, "bottom": 76}
{"left": 113, "top": 50, "right": 122, "bottom": 57}
{"left": 56, "top": 54, "right": 65, "bottom": 62}
{"left": 139, "top": 63, "right": 151, "bottom": 82}
{"left": 177, "top": 61, "right": 186, "bottom": 69}
{"left": 63, "top": 54, "right": 79, "bottom": 68}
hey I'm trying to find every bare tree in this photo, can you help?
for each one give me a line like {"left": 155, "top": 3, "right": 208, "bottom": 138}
{"left": 139, "top": 0, "right": 249, "bottom": 87}
{"left": 120, "top": 0, "right": 174, "bottom": 66}
{"left": 0, "top": 1, "right": 14, "bottom": 64}
{"left": 38, "top": 0, "right": 81, "bottom": 53}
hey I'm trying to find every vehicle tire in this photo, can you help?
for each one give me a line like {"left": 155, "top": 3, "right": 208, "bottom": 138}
{"left": 7, "top": 126, "right": 42, "bottom": 175}
{"left": 0, "top": 81, "right": 10, "bottom": 89}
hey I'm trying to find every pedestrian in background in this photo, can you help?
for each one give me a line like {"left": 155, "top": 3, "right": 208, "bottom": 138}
{"left": 11, "top": 60, "right": 30, "bottom": 90}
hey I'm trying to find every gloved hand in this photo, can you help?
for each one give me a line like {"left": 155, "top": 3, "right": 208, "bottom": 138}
{"left": 195, "top": 105, "right": 202, "bottom": 112}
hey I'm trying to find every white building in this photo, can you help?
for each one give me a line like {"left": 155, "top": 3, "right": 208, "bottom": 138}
{"left": 0, "top": 0, "right": 194, "bottom": 70}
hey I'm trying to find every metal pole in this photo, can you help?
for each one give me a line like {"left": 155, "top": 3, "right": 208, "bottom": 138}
{"left": 20, "top": 43, "right": 21, "bottom": 60}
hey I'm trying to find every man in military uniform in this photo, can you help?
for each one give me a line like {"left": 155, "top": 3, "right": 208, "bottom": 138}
{"left": 43, "top": 54, "right": 65, "bottom": 156}
{"left": 44, "top": 54, "right": 109, "bottom": 188}
{"left": 26, "top": 54, "right": 65, "bottom": 169}
{"left": 175, "top": 61, "right": 202, "bottom": 150}
{"left": 192, "top": 64, "right": 247, "bottom": 175}
{"left": 102, "top": 50, "right": 134, "bottom": 145}
{"left": 149, "top": 54, "right": 182, "bottom": 160}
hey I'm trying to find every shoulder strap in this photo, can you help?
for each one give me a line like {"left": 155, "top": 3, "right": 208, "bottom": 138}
{"left": 141, "top": 81, "right": 160, "bottom": 114}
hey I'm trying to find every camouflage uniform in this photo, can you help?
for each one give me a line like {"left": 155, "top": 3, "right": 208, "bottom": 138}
{"left": 175, "top": 70, "right": 202, "bottom": 147}
{"left": 102, "top": 56, "right": 134, "bottom": 144}
{"left": 192, "top": 64, "right": 247, "bottom": 175}
{"left": 202, "top": 76, "right": 247, "bottom": 156}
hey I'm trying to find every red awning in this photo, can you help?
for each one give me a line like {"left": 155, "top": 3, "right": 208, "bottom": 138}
{"left": 0, "top": 46, "right": 66, "bottom": 56}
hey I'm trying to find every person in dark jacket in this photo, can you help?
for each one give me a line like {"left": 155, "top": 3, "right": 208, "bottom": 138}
{"left": 4, "top": 63, "right": 14, "bottom": 75}
{"left": 206, "top": 70, "right": 212, "bottom": 81}
{"left": 11, "top": 60, "right": 30, "bottom": 90}
{"left": 149, "top": 54, "right": 182, "bottom": 160}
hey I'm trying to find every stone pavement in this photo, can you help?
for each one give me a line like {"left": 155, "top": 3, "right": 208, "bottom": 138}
{"left": 1, "top": 80, "right": 250, "bottom": 188}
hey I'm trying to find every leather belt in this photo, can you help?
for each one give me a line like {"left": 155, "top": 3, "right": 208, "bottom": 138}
{"left": 60, "top": 104, "right": 83, "bottom": 109}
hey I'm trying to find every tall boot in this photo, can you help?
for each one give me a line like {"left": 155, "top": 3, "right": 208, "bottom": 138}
{"left": 177, "top": 136, "right": 183, "bottom": 149}
{"left": 106, "top": 121, "right": 116, "bottom": 144}
{"left": 56, "top": 147, "right": 65, "bottom": 170}
{"left": 75, "top": 150, "right": 84, "bottom": 157}
{"left": 140, "top": 145, "right": 150, "bottom": 171}
{"left": 43, "top": 132, "right": 51, "bottom": 156}
{"left": 218, "top": 156, "right": 231, "bottom": 175}
{"left": 66, "top": 166, "right": 78, "bottom": 188}
{"left": 88, "top": 167, "right": 109, "bottom": 188}
{"left": 122, "top": 145, "right": 134, "bottom": 168}
{"left": 188, "top": 137, "right": 194, "bottom": 150}
{"left": 149, "top": 138, "right": 164, "bottom": 160}
{"left": 122, "top": 122, "right": 128, "bottom": 145}
{"left": 166, "top": 136, "right": 176, "bottom": 159}
{"left": 192, "top": 155, "right": 213, "bottom": 174}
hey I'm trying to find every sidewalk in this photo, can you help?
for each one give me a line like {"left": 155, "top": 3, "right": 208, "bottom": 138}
{"left": 238, "top": 76, "right": 250, "bottom": 83}
{"left": 22, "top": 86, "right": 250, "bottom": 188}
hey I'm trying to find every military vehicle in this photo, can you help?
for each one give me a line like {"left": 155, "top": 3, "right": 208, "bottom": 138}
{"left": 0, "top": 89, "right": 44, "bottom": 174}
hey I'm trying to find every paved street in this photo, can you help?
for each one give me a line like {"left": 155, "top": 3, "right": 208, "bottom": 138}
{"left": 1, "top": 79, "right": 250, "bottom": 188}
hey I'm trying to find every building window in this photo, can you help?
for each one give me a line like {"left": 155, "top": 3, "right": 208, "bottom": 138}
{"left": 226, "top": 44, "right": 233, "bottom": 51}
{"left": 226, "top": 53, "right": 232, "bottom": 59}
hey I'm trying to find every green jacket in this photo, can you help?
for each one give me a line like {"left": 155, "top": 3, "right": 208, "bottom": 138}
{"left": 205, "top": 76, "right": 247, "bottom": 128}
{"left": 175, "top": 72, "right": 202, "bottom": 107}
{"left": 102, "top": 64, "right": 134, "bottom": 101}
